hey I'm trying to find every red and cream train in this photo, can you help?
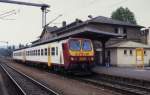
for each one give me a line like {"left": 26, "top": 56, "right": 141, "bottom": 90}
{"left": 13, "top": 38, "right": 94, "bottom": 73}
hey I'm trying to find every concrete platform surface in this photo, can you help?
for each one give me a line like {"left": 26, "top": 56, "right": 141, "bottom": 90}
{"left": 92, "top": 66, "right": 150, "bottom": 81}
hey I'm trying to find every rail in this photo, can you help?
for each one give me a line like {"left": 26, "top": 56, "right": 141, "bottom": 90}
{"left": 0, "top": 63, "right": 59, "bottom": 95}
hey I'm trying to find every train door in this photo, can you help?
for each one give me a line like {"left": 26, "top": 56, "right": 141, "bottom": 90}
{"left": 48, "top": 46, "right": 51, "bottom": 67}
{"left": 51, "top": 46, "right": 60, "bottom": 64}
{"left": 23, "top": 50, "right": 26, "bottom": 62}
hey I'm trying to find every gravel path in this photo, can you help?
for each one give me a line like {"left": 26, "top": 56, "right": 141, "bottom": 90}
{"left": 0, "top": 72, "right": 9, "bottom": 95}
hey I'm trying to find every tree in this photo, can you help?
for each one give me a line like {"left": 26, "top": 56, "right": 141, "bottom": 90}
{"left": 111, "top": 7, "right": 137, "bottom": 24}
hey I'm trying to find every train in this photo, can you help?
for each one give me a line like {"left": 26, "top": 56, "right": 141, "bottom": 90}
{"left": 13, "top": 37, "right": 94, "bottom": 73}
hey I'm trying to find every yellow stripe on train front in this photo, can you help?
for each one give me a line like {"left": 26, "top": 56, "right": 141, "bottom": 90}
{"left": 69, "top": 50, "right": 94, "bottom": 56}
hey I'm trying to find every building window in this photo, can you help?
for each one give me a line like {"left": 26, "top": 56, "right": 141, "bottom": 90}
{"left": 123, "top": 28, "right": 127, "bottom": 34}
{"left": 124, "top": 50, "right": 127, "bottom": 55}
{"left": 130, "top": 50, "right": 133, "bottom": 55}
{"left": 51, "top": 47, "right": 55, "bottom": 56}
{"left": 114, "top": 27, "right": 125, "bottom": 35}
{"left": 114, "top": 28, "right": 118, "bottom": 33}
{"left": 107, "top": 50, "right": 110, "bottom": 56}
{"left": 45, "top": 48, "right": 47, "bottom": 55}
{"left": 123, "top": 28, "right": 127, "bottom": 38}
{"left": 144, "top": 50, "right": 147, "bottom": 56}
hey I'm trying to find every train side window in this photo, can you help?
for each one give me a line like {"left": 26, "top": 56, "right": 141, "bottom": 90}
{"left": 38, "top": 49, "right": 40, "bottom": 56}
{"left": 30, "top": 51, "right": 31, "bottom": 56}
{"left": 33, "top": 50, "right": 35, "bottom": 56}
{"left": 41, "top": 49, "right": 43, "bottom": 56}
{"left": 45, "top": 48, "right": 47, "bottom": 56}
{"left": 56, "top": 47, "right": 58, "bottom": 55}
{"left": 32, "top": 50, "right": 33, "bottom": 56}
{"left": 35, "top": 50, "right": 37, "bottom": 56}
{"left": 51, "top": 47, "right": 55, "bottom": 56}
{"left": 35, "top": 50, "right": 36, "bottom": 56}
{"left": 29, "top": 51, "right": 30, "bottom": 56}
{"left": 34, "top": 50, "right": 35, "bottom": 56}
{"left": 32, "top": 50, "right": 34, "bottom": 56}
{"left": 26, "top": 51, "right": 27, "bottom": 56}
{"left": 144, "top": 50, "right": 147, "bottom": 56}
{"left": 33, "top": 50, "right": 34, "bottom": 56}
{"left": 29, "top": 51, "right": 31, "bottom": 56}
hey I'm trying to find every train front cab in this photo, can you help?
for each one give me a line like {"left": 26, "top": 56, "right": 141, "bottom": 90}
{"left": 62, "top": 38, "right": 94, "bottom": 72}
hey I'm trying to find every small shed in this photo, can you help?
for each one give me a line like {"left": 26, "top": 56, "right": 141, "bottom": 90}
{"left": 107, "top": 41, "right": 150, "bottom": 67}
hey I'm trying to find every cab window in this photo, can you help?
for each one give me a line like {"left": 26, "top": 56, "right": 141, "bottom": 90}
{"left": 82, "top": 40, "right": 92, "bottom": 51}
{"left": 69, "top": 39, "right": 81, "bottom": 51}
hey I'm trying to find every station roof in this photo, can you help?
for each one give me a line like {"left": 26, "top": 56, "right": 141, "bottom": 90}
{"left": 87, "top": 16, "right": 144, "bottom": 28}
{"left": 48, "top": 16, "right": 144, "bottom": 37}
{"left": 107, "top": 41, "right": 150, "bottom": 48}
{"left": 14, "top": 26, "right": 123, "bottom": 51}
{"left": 32, "top": 27, "right": 122, "bottom": 46}
{"left": 39, "top": 26, "right": 58, "bottom": 38}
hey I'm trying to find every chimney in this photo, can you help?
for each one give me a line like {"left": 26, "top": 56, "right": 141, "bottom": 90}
{"left": 62, "top": 21, "right": 66, "bottom": 27}
{"left": 88, "top": 15, "right": 93, "bottom": 19}
{"left": 75, "top": 18, "right": 80, "bottom": 23}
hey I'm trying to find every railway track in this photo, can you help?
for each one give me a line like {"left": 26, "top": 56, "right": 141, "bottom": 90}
{"left": 3, "top": 59, "right": 150, "bottom": 95}
{"left": 0, "top": 63, "right": 59, "bottom": 95}
{"left": 74, "top": 75, "right": 150, "bottom": 95}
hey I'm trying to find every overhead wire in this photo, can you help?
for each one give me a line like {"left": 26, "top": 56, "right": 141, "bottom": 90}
{"left": 63, "top": 0, "right": 128, "bottom": 19}
{"left": 109, "top": 0, "right": 128, "bottom": 8}
{"left": 0, "top": 10, "right": 15, "bottom": 17}
{"left": 0, "top": 10, "right": 17, "bottom": 20}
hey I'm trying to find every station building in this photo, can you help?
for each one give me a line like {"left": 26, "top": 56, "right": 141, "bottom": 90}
{"left": 32, "top": 16, "right": 150, "bottom": 67}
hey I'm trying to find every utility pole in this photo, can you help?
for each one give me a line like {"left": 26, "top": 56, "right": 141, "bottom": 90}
{"left": 0, "top": 0, "right": 50, "bottom": 28}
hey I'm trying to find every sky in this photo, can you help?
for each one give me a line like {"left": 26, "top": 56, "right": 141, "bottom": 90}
{"left": 0, "top": 0, "right": 149, "bottom": 47}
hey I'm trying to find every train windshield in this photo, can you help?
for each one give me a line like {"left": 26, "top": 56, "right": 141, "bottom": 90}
{"left": 82, "top": 40, "right": 92, "bottom": 51}
{"left": 69, "top": 39, "right": 81, "bottom": 51}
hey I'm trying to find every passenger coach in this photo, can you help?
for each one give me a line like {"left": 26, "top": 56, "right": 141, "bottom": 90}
{"left": 13, "top": 38, "right": 94, "bottom": 72}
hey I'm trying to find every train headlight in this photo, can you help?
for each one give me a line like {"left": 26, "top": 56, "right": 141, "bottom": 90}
{"left": 91, "top": 57, "right": 94, "bottom": 61}
{"left": 70, "top": 57, "right": 74, "bottom": 61}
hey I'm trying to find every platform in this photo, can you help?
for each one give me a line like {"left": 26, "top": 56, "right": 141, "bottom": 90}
{"left": 92, "top": 66, "right": 150, "bottom": 82}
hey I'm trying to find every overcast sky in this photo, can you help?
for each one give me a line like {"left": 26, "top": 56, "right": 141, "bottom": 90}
{"left": 0, "top": 0, "right": 149, "bottom": 47}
